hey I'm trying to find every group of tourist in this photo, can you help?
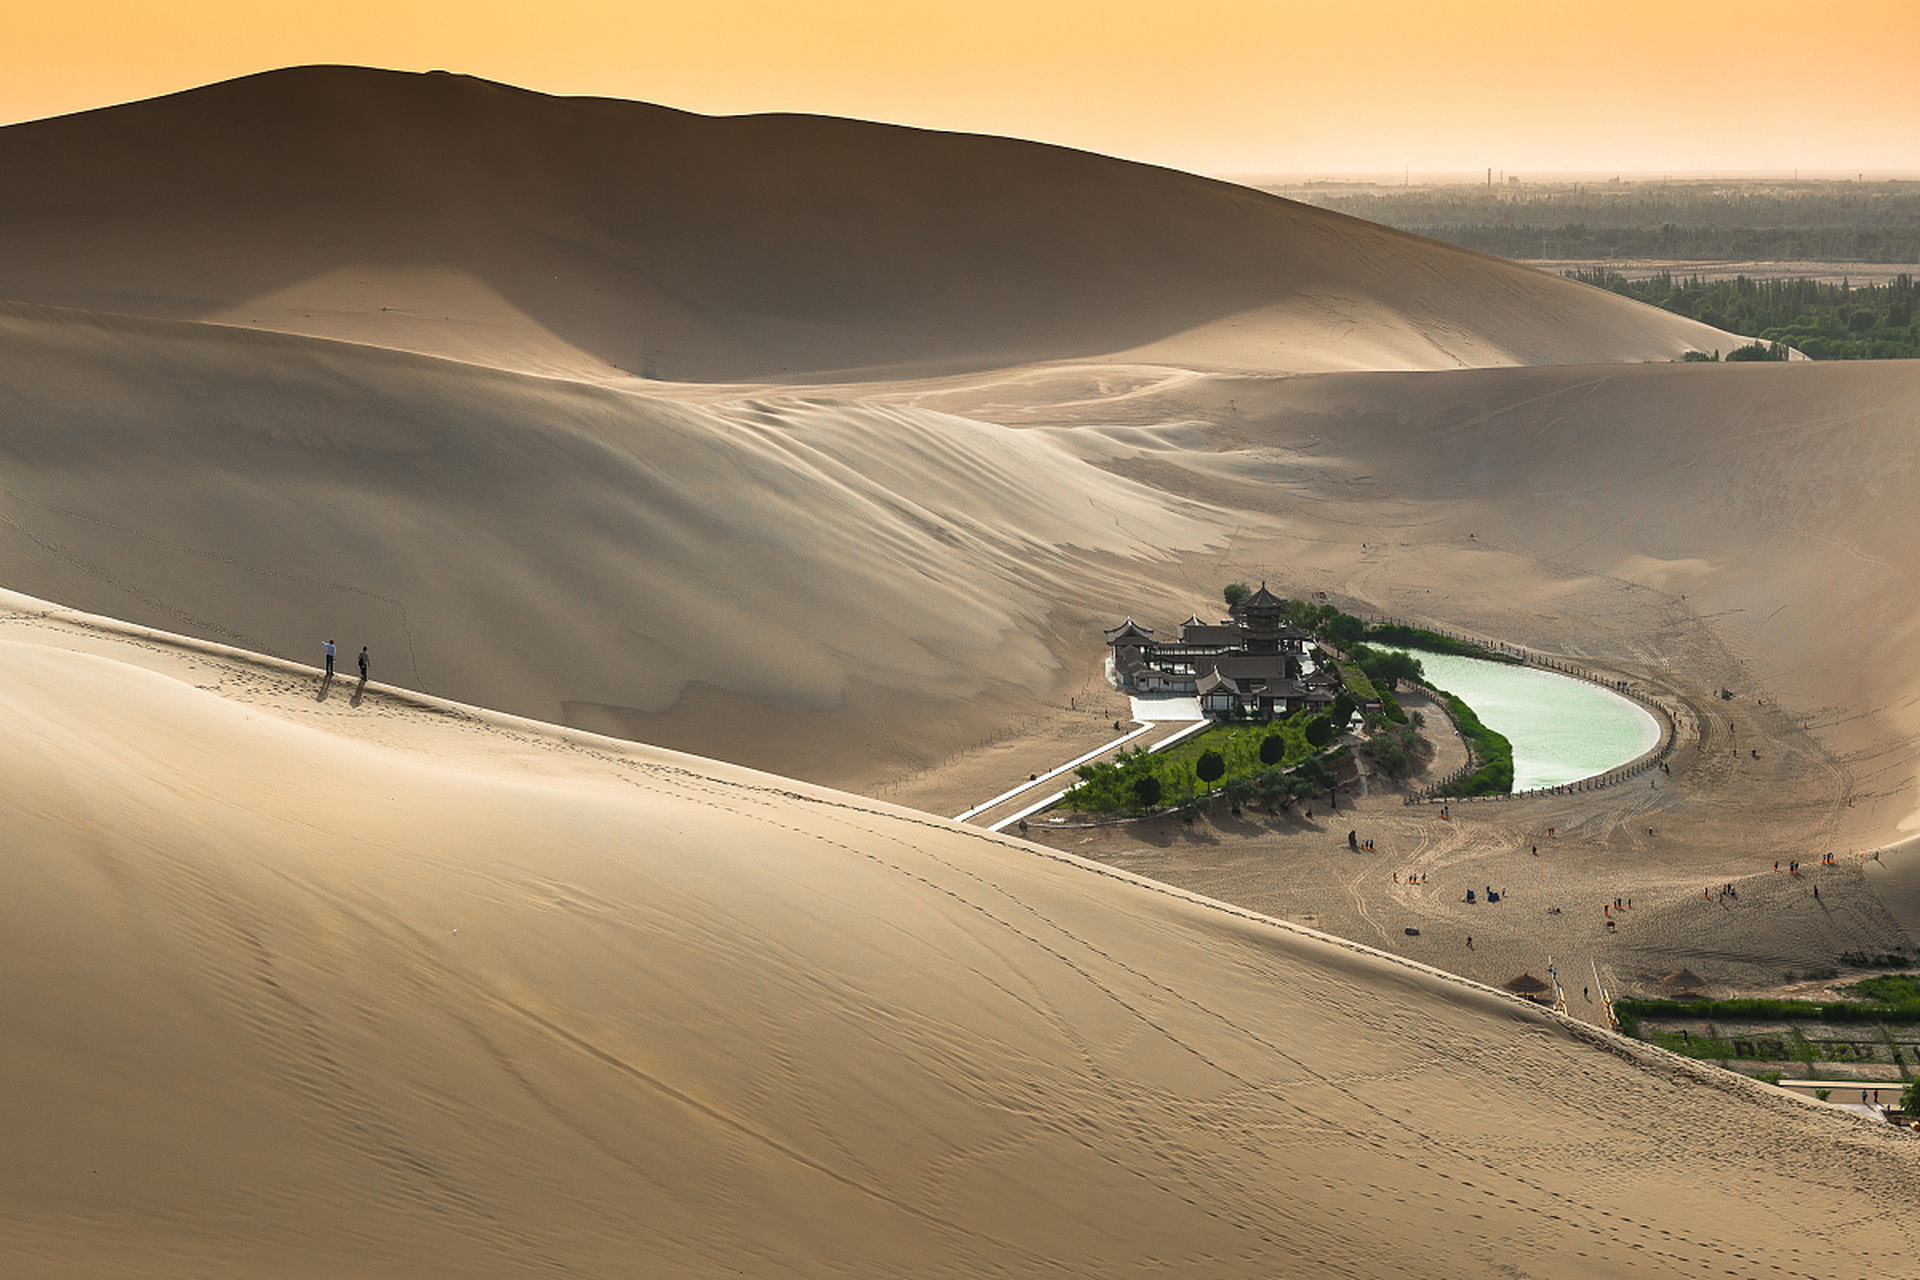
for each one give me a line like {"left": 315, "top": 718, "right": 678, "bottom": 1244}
{"left": 321, "top": 638, "right": 369, "bottom": 683}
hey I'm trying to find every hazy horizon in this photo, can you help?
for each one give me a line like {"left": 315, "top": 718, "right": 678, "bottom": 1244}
{"left": 8, "top": 1, "right": 1915, "bottom": 176}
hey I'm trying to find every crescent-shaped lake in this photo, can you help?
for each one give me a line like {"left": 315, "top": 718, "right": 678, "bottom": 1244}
{"left": 1390, "top": 650, "right": 1662, "bottom": 790}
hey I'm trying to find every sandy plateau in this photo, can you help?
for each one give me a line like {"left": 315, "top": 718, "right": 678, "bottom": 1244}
{"left": 2, "top": 66, "right": 1918, "bottom": 1276}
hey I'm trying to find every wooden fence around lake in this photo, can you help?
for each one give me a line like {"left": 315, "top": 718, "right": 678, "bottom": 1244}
{"left": 1364, "top": 614, "right": 1682, "bottom": 806}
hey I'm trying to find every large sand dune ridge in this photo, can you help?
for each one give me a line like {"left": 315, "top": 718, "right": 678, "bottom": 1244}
{"left": 0, "top": 66, "right": 1744, "bottom": 381}
{"left": 1, "top": 591, "right": 1914, "bottom": 1278}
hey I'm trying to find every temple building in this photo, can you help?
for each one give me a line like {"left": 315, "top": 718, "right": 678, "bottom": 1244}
{"left": 1104, "top": 585, "right": 1337, "bottom": 719}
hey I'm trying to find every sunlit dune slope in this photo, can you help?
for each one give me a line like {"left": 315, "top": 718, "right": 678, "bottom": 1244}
{"left": 1, "top": 592, "right": 1912, "bottom": 1279}
{"left": 0, "top": 301, "right": 1219, "bottom": 789}
{"left": 0, "top": 65, "right": 1739, "bottom": 380}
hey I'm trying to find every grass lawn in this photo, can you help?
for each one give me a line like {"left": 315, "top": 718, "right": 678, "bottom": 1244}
{"left": 1059, "top": 713, "right": 1318, "bottom": 812}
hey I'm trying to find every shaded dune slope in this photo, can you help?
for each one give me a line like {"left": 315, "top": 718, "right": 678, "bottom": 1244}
{"left": 1, "top": 594, "right": 1913, "bottom": 1278}
{"left": 0, "top": 66, "right": 1739, "bottom": 379}
{"left": 0, "top": 302, "right": 1220, "bottom": 788}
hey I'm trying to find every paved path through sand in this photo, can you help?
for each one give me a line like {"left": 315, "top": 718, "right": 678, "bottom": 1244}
{"left": 960, "top": 718, "right": 1213, "bottom": 832}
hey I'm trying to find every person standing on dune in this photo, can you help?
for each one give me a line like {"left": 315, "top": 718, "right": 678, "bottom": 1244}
{"left": 358, "top": 646, "right": 368, "bottom": 681}
{"left": 324, "top": 638, "right": 335, "bottom": 679}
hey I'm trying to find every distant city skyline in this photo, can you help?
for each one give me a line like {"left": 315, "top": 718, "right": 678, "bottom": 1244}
{"left": 8, "top": 1, "right": 1916, "bottom": 176}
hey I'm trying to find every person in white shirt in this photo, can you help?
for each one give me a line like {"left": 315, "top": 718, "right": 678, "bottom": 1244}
{"left": 324, "top": 639, "right": 336, "bottom": 678}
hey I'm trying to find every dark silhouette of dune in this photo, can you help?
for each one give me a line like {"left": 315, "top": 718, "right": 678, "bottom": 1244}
{"left": 0, "top": 66, "right": 1738, "bottom": 380}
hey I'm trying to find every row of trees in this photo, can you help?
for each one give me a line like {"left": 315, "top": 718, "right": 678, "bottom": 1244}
{"left": 1572, "top": 270, "right": 1919, "bottom": 360}
{"left": 1283, "top": 180, "right": 1920, "bottom": 263}
{"left": 1429, "top": 225, "right": 1920, "bottom": 264}
{"left": 1253, "top": 593, "right": 1428, "bottom": 695}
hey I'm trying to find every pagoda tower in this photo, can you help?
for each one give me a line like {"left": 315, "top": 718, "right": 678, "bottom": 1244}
{"left": 1229, "top": 582, "right": 1287, "bottom": 653}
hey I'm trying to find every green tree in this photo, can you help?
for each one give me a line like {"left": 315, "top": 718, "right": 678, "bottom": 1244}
{"left": 1223, "top": 582, "right": 1251, "bottom": 608}
{"left": 1305, "top": 716, "right": 1335, "bottom": 749}
{"left": 1132, "top": 774, "right": 1162, "bottom": 811}
{"left": 1324, "top": 613, "right": 1365, "bottom": 647}
{"left": 1361, "top": 649, "right": 1424, "bottom": 691}
{"left": 1196, "top": 750, "right": 1226, "bottom": 785}
{"left": 1258, "top": 734, "right": 1287, "bottom": 766}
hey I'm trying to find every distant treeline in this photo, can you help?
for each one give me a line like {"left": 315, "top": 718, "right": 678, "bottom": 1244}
{"left": 1397, "top": 224, "right": 1920, "bottom": 263}
{"left": 1282, "top": 181, "right": 1920, "bottom": 263}
{"left": 1569, "top": 269, "right": 1919, "bottom": 360}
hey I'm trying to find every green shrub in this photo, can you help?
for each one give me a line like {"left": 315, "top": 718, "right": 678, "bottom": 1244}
{"left": 1338, "top": 664, "right": 1380, "bottom": 703}
{"left": 1433, "top": 692, "right": 1514, "bottom": 797}
{"left": 1305, "top": 716, "right": 1335, "bottom": 748}
{"left": 1847, "top": 974, "right": 1920, "bottom": 1004}
{"left": 1359, "top": 717, "right": 1421, "bottom": 781}
{"left": 1132, "top": 775, "right": 1162, "bottom": 810}
{"left": 1615, "top": 996, "right": 1920, "bottom": 1026}
{"left": 1841, "top": 951, "right": 1913, "bottom": 971}
{"left": 1362, "top": 624, "right": 1522, "bottom": 665}
{"left": 1259, "top": 734, "right": 1287, "bottom": 766}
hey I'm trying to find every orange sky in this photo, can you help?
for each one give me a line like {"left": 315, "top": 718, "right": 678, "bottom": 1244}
{"left": 7, "top": 1, "right": 1917, "bottom": 175}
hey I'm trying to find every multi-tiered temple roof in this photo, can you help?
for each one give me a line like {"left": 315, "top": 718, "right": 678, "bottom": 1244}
{"left": 1105, "top": 585, "right": 1329, "bottom": 718}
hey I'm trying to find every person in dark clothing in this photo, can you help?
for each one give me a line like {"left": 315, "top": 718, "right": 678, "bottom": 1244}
{"left": 358, "top": 646, "right": 369, "bottom": 680}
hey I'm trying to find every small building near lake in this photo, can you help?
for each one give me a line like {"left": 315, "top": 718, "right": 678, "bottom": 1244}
{"left": 1106, "top": 584, "right": 1336, "bottom": 719}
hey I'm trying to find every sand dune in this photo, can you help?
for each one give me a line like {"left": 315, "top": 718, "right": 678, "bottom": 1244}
{"left": 7, "top": 301, "right": 1920, "bottom": 835}
{"left": 1, "top": 590, "right": 1913, "bottom": 1278}
{"left": 5, "top": 69, "right": 1920, "bottom": 1275}
{"left": 0, "top": 66, "right": 1744, "bottom": 381}
{"left": 0, "top": 301, "right": 1226, "bottom": 791}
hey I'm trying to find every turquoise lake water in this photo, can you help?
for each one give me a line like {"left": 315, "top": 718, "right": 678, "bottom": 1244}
{"left": 1389, "top": 650, "right": 1661, "bottom": 790}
